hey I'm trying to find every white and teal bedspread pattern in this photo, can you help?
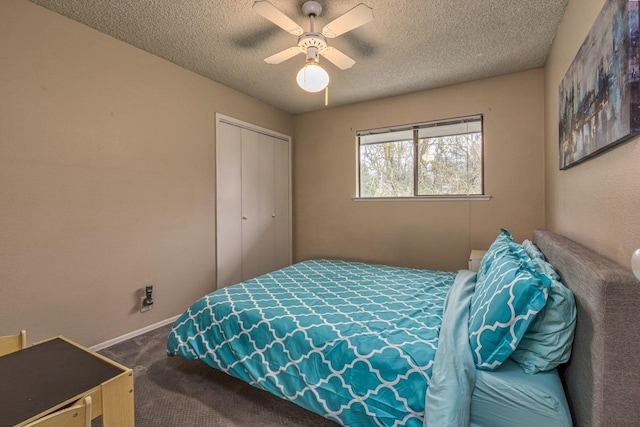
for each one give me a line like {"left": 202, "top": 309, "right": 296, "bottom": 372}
{"left": 167, "top": 260, "right": 455, "bottom": 426}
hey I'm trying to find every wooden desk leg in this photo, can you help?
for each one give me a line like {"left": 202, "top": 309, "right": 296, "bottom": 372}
{"left": 101, "top": 369, "right": 134, "bottom": 427}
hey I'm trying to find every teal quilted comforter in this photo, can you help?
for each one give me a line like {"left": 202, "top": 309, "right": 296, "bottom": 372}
{"left": 167, "top": 260, "right": 456, "bottom": 426}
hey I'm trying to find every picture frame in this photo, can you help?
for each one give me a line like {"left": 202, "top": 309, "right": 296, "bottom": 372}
{"left": 558, "top": 0, "right": 640, "bottom": 170}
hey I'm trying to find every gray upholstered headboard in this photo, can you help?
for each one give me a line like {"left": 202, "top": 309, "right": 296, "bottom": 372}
{"left": 533, "top": 230, "right": 639, "bottom": 427}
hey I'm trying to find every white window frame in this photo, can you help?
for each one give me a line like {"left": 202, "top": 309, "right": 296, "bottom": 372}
{"left": 354, "top": 115, "right": 491, "bottom": 201}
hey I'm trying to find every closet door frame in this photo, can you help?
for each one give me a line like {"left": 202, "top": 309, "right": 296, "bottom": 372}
{"left": 215, "top": 113, "right": 292, "bottom": 289}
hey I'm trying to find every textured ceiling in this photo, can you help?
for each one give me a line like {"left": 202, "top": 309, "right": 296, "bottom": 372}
{"left": 28, "top": 0, "right": 569, "bottom": 114}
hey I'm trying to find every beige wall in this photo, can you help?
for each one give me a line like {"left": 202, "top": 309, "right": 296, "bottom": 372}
{"left": 293, "top": 69, "right": 545, "bottom": 271}
{"left": 0, "top": 0, "right": 293, "bottom": 346}
{"left": 544, "top": 0, "right": 640, "bottom": 269}
{"left": 9, "top": 0, "right": 630, "bottom": 348}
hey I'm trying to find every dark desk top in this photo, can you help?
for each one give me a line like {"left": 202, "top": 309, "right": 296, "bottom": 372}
{"left": 0, "top": 337, "right": 125, "bottom": 427}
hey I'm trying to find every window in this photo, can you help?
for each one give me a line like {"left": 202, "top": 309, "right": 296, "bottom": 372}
{"left": 357, "top": 115, "right": 483, "bottom": 198}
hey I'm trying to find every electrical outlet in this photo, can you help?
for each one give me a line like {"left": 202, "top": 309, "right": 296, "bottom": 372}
{"left": 140, "top": 284, "right": 154, "bottom": 313}
{"left": 140, "top": 296, "right": 152, "bottom": 312}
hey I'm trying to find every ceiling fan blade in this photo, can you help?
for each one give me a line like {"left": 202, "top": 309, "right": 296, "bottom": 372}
{"left": 321, "top": 3, "right": 373, "bottom": 38}
{"left": 264, "top": 47, "right": 303, "bottom": 64}
{"left": 321, "top": 47, "right": 356, "bottom": 70}
{"left": 253, "top": 1, "right": 304, "bottom": 36}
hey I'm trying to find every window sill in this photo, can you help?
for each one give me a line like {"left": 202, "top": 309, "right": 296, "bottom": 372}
{"left": 352, "top": 195, "right": 492, "bottom": 202}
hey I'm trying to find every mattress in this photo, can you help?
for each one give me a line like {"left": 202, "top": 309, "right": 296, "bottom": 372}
{"left": 471, "top": 358, "right": 572, "bottom": 427}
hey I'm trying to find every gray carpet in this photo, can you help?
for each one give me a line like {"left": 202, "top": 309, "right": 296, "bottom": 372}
{"left": 95, "top": 324, "right": 338, "bottom": 427}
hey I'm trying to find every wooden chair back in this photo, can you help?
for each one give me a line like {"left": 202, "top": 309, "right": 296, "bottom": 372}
{"left": 0, "top": 330, "right": 27, "bottom": 356}
{"left": 24, "top": 396, "right": 92, "bottom": 427}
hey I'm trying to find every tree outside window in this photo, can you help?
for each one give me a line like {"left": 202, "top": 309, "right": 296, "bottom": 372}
{"left": 358, "top": 115, "right": 483, "bottom": 198}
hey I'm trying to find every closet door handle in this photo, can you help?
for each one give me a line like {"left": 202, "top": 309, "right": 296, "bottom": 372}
{"left": 272, "top": 214, "right": 276, "bottom": 218}
{"left": 242, "top": 216, "right": 247, "bottom": 220}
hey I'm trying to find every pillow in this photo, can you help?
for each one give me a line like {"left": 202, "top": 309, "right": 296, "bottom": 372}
{"left": 469, "top": 240, "right": 550, "bottom": 371}
{"left": 523, "top": 239, "right": 560, "bottom": 280}
{"left": 522, "top": 239, "right": 546, "bottom": 261}
{"left": 511, "top": 241, "right": 577, "bottom": 374}
{"left": 476, "top": 229, "right": 514, "bottom": 284}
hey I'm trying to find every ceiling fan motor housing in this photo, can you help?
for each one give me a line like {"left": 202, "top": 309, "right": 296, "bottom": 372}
{"left": 298, "top": 33, "right": 327, "bottom": 61}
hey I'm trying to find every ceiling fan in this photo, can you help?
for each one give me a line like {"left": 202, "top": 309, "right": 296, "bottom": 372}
{"left": 253, "top": 1, "right": 374, "bottom": 93}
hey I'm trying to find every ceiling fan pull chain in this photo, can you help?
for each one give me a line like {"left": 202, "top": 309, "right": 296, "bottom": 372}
{"left": 325, "top": 86, "right": 329, "bottom": 106}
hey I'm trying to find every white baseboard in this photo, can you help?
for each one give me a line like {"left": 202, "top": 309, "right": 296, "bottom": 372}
{"left": 91, "top": 315, "right": 180, "bottom": 351}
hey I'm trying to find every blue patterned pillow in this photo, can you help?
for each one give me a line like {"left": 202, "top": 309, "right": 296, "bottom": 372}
{"left": 469, "top": 241, "right": 550, "bottom": 370}
{"left": 476, "top": 229, "right": 514, "bottom": 283}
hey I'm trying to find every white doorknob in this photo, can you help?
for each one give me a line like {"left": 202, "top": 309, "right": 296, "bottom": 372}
{"left": 272, "top": 214, "right": 276, "bottom": 218}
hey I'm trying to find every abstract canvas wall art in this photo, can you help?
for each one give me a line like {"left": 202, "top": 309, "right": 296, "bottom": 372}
{"left": 559, "top": 0, "right": 640, "bottom": 169}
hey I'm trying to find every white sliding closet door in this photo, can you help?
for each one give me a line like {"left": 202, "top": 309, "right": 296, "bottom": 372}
{"left": 216, "top": 115, "right": 291, "bottom": 289}
{"left": 216, "top": 122, "right": 243, "bottom": 287}
{"left": 256, "top": 133, "right": 277, "bottom": 278}
{"left": 241, "top": 130, "right": 278, "bottom": 281}
{"left": 240, "top": 128, "right": 262, "bottom": 281}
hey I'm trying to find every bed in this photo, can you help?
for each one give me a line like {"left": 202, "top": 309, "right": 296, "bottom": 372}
{"left": 167, "top": 229, "right": 640, "bottom": 426}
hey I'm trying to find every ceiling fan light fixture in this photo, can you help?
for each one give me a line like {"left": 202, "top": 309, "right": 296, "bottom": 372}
{"left": 296, "top": 60, "right": 329, "bottom": 93}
